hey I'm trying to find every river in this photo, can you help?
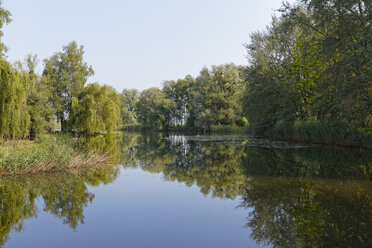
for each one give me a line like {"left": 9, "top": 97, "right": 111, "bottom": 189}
{"left": 1, "top": 132, "right": 371, "bottom": 247}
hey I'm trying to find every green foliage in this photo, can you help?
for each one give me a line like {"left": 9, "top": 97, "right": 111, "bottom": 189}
{"left": 235, "top": 117, "right": 248, "bottom": 127}
{"left": 136, "top": 88, "right": 175, "bottom": 130}
{"left": 43, "top": 41, "right": 94, "bottom": 131}
{"left": 0, "top": 135, "right": 76, "bottom": 173}
{"left": 120, "top": 89, "right": 139, "bottom": 126}
{"left": 0, "top": 59, "right": 30, "bottom": 139}
{"left": 119, "top": 132, "right": 371, "bottom": 247}
{"left": 20, "top": 54, "right": 55, "bottom": 138}
{"left": 0, "top": 0, "right": 370, "bottom": 150}
{"left": 269, "top": 120, "right": 372, "bottom": 148}
{"left": 69, "top": 84, "right": 120, "bottom": 135}
{"left": 192, "top": 64, "right": 245, "bottom": 130}
{"left": 210, "top": 125, "right": 247, "bottom": 133}
{"left": 163, "top": 75, "right": 195, "bottom": 125}
{"left": 130, "top": 64, "right": 245, "bottom": 132}
{"left": 242, "top": 1, "right": 372, "bottom": 147}
{"left": 0, "top": 0, "right": 11, "bottom": 57}
{"left": 0, "top": 134, "right": 120, "bottom": 174}
{"left": 243, "top": 14, "right": 304, "bottom": 134}
{"left": 0, "top": 164, "right": 119, "bottom": 245}
{"left": 1, "top": 132, "right": 370, "bottom": 247}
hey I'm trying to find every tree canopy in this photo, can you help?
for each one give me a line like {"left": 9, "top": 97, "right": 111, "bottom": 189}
{"left": 0, "top": 0, "right": 370, "bottom": 147}
{"left": 43, "top": 41, "right": 94, "bottom": 131}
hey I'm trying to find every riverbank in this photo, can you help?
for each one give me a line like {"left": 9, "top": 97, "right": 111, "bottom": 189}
{"left": 263, "top": 121, "right": 372, "bottom": 150}
{"left": 121, "top": 121, "right": 372, "bottom": 149}
{"left": 121, "top": 124, "right": 248, "bottom": 133}
{"left": 0, "top": 135, "right": 113, "bottom": 176}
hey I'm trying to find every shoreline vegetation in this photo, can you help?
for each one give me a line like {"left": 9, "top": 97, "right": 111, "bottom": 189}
{"left": 0, "top": 0, "right": 371, "bottom": 175}
{"left": 121, "top": 122, "right": 372, "bottom": 149}
{"left": 117, "top": 0, "right": 371, "bottom": 149}
{"left": 0, "top": 135, "right": 116, "bottom": 176}
{"left": 0, "top": 132, "right": 371, "bottom": 247}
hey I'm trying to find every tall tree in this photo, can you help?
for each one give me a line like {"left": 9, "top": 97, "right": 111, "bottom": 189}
{"left": 0, "top": 0, "right": 11, "bottom": 58}
{"left": 163, "top": 75, "right": 195, "bottom": 125}
{"left": 243, "top": 12, "right": 316, "bottom": 133}
{"left": 192, "top": 64, "right": 245, "bottom": 130}
{"left": 136, "top": 88, "right": 175, "bottom": 130}
{"left": 120, "top": 89, "right": 139, "bottom": 126}
{"left": 43, "top": 41, "right": 94, "bottom": 131}
{"left": 283, "top": 0, "right": 372, "bottom": 129}
{"left": 15, "top": 54, "right": 55, "bottom": 138}
{"left": 0, "top": 60, "right": 30, "bottom": 139}
{"left": 69, "top": 83, "right": 120, "bottom": 135}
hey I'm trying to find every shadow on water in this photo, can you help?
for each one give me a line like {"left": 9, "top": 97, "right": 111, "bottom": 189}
{"left": 1, "top": 132, "right": 371, "bottom": 247}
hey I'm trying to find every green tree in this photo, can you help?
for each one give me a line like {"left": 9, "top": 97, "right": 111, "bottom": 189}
{"left": 0, "top": 3, "right": 29, "bottom": 139}
{"left": 0, "top": 0, "right": 11, "bottom": 58}
{"left": 43, "top": 41, "right": 94, "bottom": 131}
{"left": 69, "top": 83, "right": 120, "bottom": 135}
{"left": 18, "top": 54, "right": 55, "bottom": 138}
{"left": 192, "top": 64, "right": 245, "bottom": 130}
{"left": 286, "top": 0, "right": 372, "bottom": 129}
{"left": 120, "top": 89, "right": 139, "bottom": 126}
{"left": 163, "top": 75, "right": 195, "bottom": 125}
{"left": 243, "top": 13, "right": 314, "bottom": 134}
{"left": 136, "top": 88, "right": 175, "bottom": 130}
{"left": 0, "top": 60, "right": 30, "bottom": 139}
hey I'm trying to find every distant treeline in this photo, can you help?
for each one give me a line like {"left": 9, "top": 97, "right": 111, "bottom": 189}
{"left": 0, "top": 0, "right": 371, "bottom": 147}
{"left": 121, "top": 64, "right": 247, "bottom": 131}
{"left": 120, "top": 0, "right": 371, "bottom": 147}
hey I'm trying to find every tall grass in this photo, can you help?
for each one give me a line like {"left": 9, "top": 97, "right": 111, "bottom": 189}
{"left": 0, "top": 135, "right": 111, "bottom": 175}
{"left": 268, "top": 120, "right": 372, "bottom": 149}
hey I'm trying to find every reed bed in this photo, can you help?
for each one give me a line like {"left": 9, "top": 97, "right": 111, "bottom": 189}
{"left": 0, "top": 135, "right": 113, "bottom": 176}
{"left": 267, "top": 120, "right": 372, "bottom": 149}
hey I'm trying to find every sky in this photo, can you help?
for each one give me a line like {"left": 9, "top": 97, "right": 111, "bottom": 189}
{"left": 2, "top": 0, "right": 291, "bottom": 92}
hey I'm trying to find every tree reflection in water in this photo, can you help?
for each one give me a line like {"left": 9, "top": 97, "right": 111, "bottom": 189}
{"left": 121, "top": 133, "right": 372, "bottom": 248}
{"left": 0, "top": 134, "right": 120, "bottom": 246}
{"left": 0, "top": 132, "right": 371, "bottom": 248}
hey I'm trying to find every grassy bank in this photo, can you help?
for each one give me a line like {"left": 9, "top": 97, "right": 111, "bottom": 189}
{"left": 264, "top": 120, "right": 372, "bottom": 149}
{"left": 0, "top": 135, "right": 112, "bottom": 176}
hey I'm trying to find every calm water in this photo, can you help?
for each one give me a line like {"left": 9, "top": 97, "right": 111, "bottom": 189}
{"left": 1, "top": 133, "right": 371, "bottom": 248}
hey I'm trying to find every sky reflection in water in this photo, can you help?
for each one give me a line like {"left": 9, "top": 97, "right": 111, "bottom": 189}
{"left": 1, "top": 133, "right": 371, "bottom": 248}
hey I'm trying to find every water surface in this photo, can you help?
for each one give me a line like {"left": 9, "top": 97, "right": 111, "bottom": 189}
{"left": 1, "top": 133, "right": 371, "bottom": 247}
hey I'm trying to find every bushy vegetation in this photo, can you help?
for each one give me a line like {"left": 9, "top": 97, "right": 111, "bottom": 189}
{"left": 268, "top": 120, "right": 372, "bottom": 148}
{"left": 242, "top": 0, "right": 371, "bottom": 146}
{"left": 0, "top": 7, "right": 121, "bottom": 139}
{"left": 120, "top": 64, "right": 246, "bottom": 131}
{"left": 0, "top": 135, "right": 112, "bottom": 175}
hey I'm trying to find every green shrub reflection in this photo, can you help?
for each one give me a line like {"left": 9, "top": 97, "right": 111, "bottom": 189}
{"left": 1, "top": 133, "right": 371, "bottom": 248}
{"left": 0, "top": 134, "right": 120, "bottom": 246}
{"left": 120, "top": 133, "right": 372, "bottom": 248}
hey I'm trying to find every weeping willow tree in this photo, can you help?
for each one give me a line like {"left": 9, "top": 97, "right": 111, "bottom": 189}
{"left": 15, "top": 54, "right": 55, "bottom": 138}
{"left": 0, "top": 2, "right": 30, "bottom": 139}
{"left": 69, "top": 83, "right": 120, "bottom": 135}
{"left": 0, "top": 60, "right": 30, "bottom": 139}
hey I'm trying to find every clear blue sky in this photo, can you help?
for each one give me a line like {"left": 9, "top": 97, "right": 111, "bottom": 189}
{"left": 3, "top": 0, "right": 290, "bottom": 91}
